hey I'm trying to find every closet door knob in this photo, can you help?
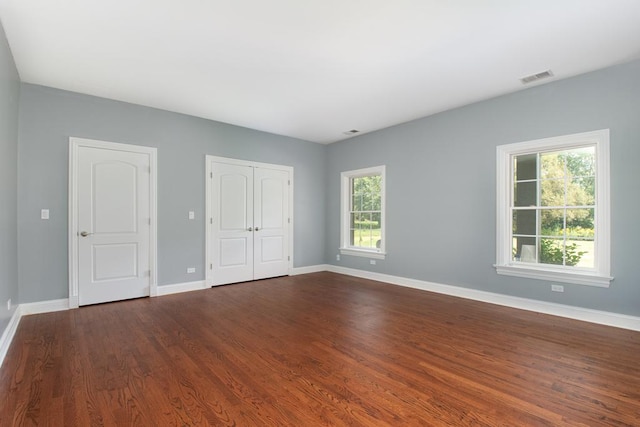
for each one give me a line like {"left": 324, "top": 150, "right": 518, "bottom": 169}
{"left": 255, "top": 227, "right": 260, "bottom": 231}
{"left": 247, "top": 227, "right": 253, "bottom": 231}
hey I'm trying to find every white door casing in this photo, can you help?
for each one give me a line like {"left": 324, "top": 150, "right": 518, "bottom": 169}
{"left": 206, "top": 156, "right": 293, "bottom": 286}
{"left": 69, "top": 138, "right": 157, "bottom": 307}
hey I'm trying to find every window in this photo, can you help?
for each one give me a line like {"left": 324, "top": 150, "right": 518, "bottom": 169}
{"left": 495, "top": 130, "right": 612, "bottom": 287}
{"left": 340, "top": 166, "right": 386, "bottom": 259}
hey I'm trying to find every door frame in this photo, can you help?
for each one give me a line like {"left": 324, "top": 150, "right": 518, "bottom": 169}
{"left": 205, "top": 155, "right": 294, "bottom": 287}
{"left": 68, "top": 137, "right": 158, "bottom": 308}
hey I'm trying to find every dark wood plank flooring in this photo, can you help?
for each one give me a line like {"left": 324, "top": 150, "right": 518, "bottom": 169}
{"left": 1, "top": 272, "right": 639, "bottom": 426}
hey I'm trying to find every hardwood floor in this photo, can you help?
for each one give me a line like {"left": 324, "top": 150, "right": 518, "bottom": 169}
{"left": 1, "top": 272, "right": 639, "bottom": 426}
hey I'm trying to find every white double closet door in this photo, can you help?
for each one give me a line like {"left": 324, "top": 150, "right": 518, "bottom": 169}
{"left": 207, "top": 157, "right": 292, "bottom": 286}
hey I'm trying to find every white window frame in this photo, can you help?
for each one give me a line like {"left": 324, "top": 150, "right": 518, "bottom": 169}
{"left": 495, "top": 129, "right": 612, "bottom": 287}
{"left": 340, "top": 165, "right": 386, "bottom": 259}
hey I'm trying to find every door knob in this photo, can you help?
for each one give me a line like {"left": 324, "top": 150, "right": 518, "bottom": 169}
{"left": 254, "top": 227, "right": 260, "bottom": 231}
{"left": 79, "top": 231, "right": 92, "bottom": 237}
{"left": 247, "top": 227, "right": 253, "bottom": 231}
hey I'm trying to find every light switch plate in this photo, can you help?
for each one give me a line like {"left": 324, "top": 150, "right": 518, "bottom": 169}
{"left": 188, "top": 211, "right": 195, "bottom": 220}
{"left": 41, "top": 209, "right": 50, "bottom": 220}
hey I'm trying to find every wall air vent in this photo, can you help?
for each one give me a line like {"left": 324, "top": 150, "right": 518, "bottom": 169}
{"left": 521, "top": 70, "right": 554, "bottom": 84}
{"left": 343, "top": 129, "right": 360, "bottom": 136}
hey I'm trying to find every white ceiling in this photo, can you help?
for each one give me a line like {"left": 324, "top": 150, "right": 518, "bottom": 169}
{"left": 1, "top": 1, "right": 640, "bottom": 144}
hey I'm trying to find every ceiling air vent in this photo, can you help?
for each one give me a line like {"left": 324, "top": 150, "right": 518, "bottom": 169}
{"left": 521, "top": 70, "right": 554, "bottom": 84}
{"left": 343, "top": 129, "right": 360, "bottom": 136}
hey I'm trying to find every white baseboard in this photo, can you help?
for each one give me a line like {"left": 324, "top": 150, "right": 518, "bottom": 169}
{"left": 0, "top": 307, "right": 22, "bottom": 368}
{"left": 290, "top": 264, "right": 330, "bottom": 275}
{"left": 3, "top": 266, "right": 637, "bottom": 370}
{"left": 156, "top": 280, "right": 207, "bottom": 296}
{"left": 327, "top": 265, "right": 640, "bottom": 332}
{"left": 20, "top": 298, "right": 70, "bottom": 315}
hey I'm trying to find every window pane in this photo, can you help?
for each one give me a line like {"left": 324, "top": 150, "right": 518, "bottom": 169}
{"left": 362, "top": 192, "right": 372, "bottom": 211}
{"left": 371, "top": 211, "right": 381, "bottom": 226}
{"left": 349, "top": 212, "right": 358, "bottom": 246}
{"left": 513, "top": 236, "right": 536, "bottom": 262}
{"left": 570, "top": 239, "right": 594, "bottom": 268}
{"left": 540, "top": 178, "right": 565, "bottom": 207}
{"left": 540, "top": 209, "right": 564, "bottom": 237}
{"left": 566, "top": 215, "right": 594, "bottom": 239}
{"left": 515, "top": 154, "right": 537, "bottom": 181}
{"left": 352, "top": 194, "right": 362, "bottom": 211}
{"left": 352, "top": 212, "right": 379, "bottom": 248}
{"left": 350, "top": 212, "right": 358, "bottom": 228}
{"left": 513, "top": 209, "right": 536, "bottom": 236}
{"left": 566, "top": 208, "right": 593, "bottom": 230}
{"left": 541, "top": 152, "right": 565, "bottom": 179}
{"left": 566, "top": 147, "right": 595, "bottom": 178}
{"left": 514, "top": 181, "right": 536, "bottom": 207}
{"left": 353, "top": 214, "right": 364, "bottom": 246}
{"left": 539, "top": 238, "right": 564, "bottom": 265}
{"left": 570, "top": 177, "right": 595, "bottom": 206}
{"left": 371, "top": 193, "right": 381, "bottom": 210}
{"left": 540, "top": 209, "right": 564, "bottom": 236}
{"left": 371, "top": 212, "right": 381, "bottom": 249}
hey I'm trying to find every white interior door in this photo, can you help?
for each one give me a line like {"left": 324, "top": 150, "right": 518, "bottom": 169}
{"left": 254, "top": 167, "right": 290, "bottom": 280}
{"left": 211, "top": 162, "right": 254, "bottom": 285}
{"left": 208, "top": 157, "right": 292, "bottom": 286}
{"left": 73, "top": 140, "right": 155, "bottom": 306}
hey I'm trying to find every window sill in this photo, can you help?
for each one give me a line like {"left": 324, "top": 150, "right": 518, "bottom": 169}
{"left": 340, "top": 247, "right": 386, "bottom": 260}
{"left": 494, "top": 264, "right": 612, "bottom": 288}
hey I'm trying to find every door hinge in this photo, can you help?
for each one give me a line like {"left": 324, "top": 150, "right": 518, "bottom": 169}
{"left": 210, "top": 263, "right": 213, "bottom": 270}
{"left": 148, "top": 218, "right": 151, "bottom": 225}
{"left": 210, "top": 217, "right": 213, "bottom": 224}
{"left": 287, "top": 256, "right": 290, "bottom": 261}
{"left": 288, "top": 217, "right": 291, "bottom": 224}
{"left": 210, "top": 172, "right": 213, "bottom": 178}
{"left": 288, "top": 180, "right": 290, "bottom": 185}
{"left": 146, "top": 270, "right": 151, "bottom": 277}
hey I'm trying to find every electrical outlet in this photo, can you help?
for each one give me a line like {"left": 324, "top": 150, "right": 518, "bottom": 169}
{"left": 187, "top": 267, "right": 196, "bottom": 274}
{"left": 370, "top": 259, "right": 376, "bottom": 265}
{"left": 551, "top": 285, "right": 564, "bottom": 293}
{"left": 7, "top": 299, "right": 10, "bottom": 311}
{"left": 336, "top": 254, "right": 340, "bottom": 261}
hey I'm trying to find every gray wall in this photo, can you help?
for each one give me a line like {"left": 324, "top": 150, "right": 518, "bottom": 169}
{"left": 327, "top": 59, "right": 640, "bottom": 317}
{"left": 18, "top": 84, "right": 326, "bottom": 303}
{"left": 0, "top": 20, "right": 20, "bottom": 331}
{"left": 10, "top": 55, "right": 640, "bottom": 318}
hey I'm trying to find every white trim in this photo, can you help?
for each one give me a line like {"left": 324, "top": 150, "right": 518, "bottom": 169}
{"left": 205, "top": 155, "right": 294, "bottom": 287}
{"left": 156, "top": 280, "right": 207, "bottom": 296}
{"left": 69, "top": 137, "right": 158, "bottom": 308}
{"left": 0, "top": 307, "right": 22, "bottom": 368}
{"left": 326, "top": 265, "right": 640, "bottom": 332}
{"left": 495, "top": 129, "right": 611, "bottom": 287}
{"left": 290, "top": 264, "right": 330, "bottom": 275}
{"left": 338, "top": 248, "right": 387, "bottom": 259}
{"left": 494, "top": 264, "right": 612, "bottom": 287}
{"left": 20, "top": 299, "right": 70, "bottom": 315}
{"left": 340, "top": 165, "right": 386, "bottom": 259}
